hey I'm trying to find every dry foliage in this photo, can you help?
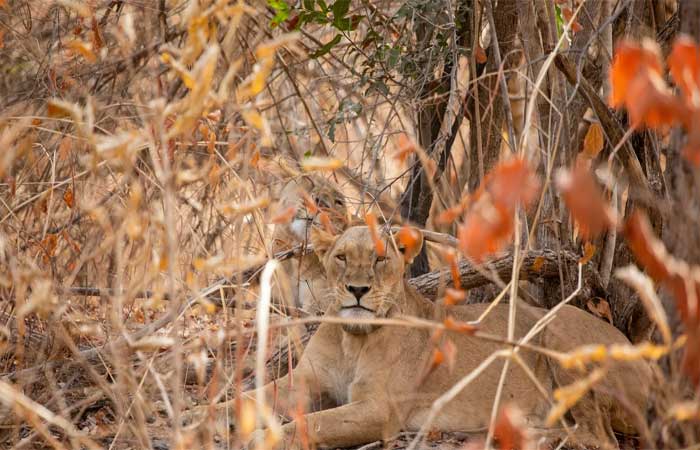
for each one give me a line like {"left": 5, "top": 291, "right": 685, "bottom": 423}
{"left": 0, "top": 1, "right": 699, "bottom": 449}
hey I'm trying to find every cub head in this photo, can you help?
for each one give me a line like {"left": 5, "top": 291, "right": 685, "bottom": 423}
{"left": 311, "top": 225, "right": 424, "bottom": 334}
{"left": 275, "top": 175, "right": 349, "bottom": 243}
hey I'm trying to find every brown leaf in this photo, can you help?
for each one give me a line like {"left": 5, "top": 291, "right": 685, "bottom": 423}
{"left": 556, "top": 157, "right": 616, "bottom": 240}
{"left": 586, "top": 298, "right": 613, "bottom": 324}
{"left": 63, "top": 189, "right": 74, "bottom": 209}
{"left": 582, "top": 122, "right": 604, "bottom": 157}
{"left": 58, "top": 136, "right": 72, "bottom": 160}
{"left": 475, "top": 44, "right": 487, "bottom": 64}
{"left": 531, "top": 256, "right": 545, "bottom": 272}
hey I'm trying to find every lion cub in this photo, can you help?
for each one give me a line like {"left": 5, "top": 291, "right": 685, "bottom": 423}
{"left": 271, "top": 175, "right": 349, "bottom": 316}
{"left": 248, "top": 226, "right": 651, "bottom": 449}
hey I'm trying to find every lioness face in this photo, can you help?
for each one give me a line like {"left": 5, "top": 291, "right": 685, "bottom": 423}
{"left": 313, "top": 226, "right": 423, "bottom": 334}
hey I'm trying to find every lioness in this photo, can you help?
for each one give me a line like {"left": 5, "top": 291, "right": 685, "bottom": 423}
{"left": 271, "top": 175, "right": 349, "bottom": 315}
{"left": 245, "top": 226, "right": 651, "bottom": 449}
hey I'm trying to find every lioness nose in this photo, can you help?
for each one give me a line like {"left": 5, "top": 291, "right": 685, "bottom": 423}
{"left": 346, "top": 285, "right": 370, "bottom": 301}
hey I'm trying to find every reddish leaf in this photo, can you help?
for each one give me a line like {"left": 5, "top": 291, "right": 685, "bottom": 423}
{"left": 579, "top": 242, "right": 597, "bottom": 265}
{"left": 443, "top": 288, "right": 466, "bottom": 306}
{"left": 397, "top": 226, "right": 421, "bottom": 262}
{"left": 270, "top": 205, "right": 296, "bottom": 224}
{"left": 586, "top": 297, "right": 613, "bottom": 324}
{"left": 561, "top": 7, "right": 583, "bottom": 34}
{"left": 435, "top": 201, "right": 467, "bottom": 225}
{"left": 531, "top": 256, "right": 545, "bottom": 272}
{"left": 683, "top": 328, "right": 700, "bottom": 388}
{"left": 298, "top": 189, "right": 319, "bottom": 215}
{"left": 444, "top": 315, "right": 477, "bottom": 334}
{"left": 475, "top": 44, "right": 487, "bottom": 64}
{"left": 609, "top": 39, "right": 684, "bottom": 129}
{"left": 458, "top": 159, "right": 539, "bottom": 262}
{"left": 441, "top": 338, "right": 457, "bottom": 372}
{"left": 610, "top": 39, "right": 664, "bottom": 109}
{"left": 394, "top": 133, "right": 416, "bottom": 164}
{"left": 623, "top": 211, "right": 700, "bottom": 387}
{"left": 494, "top": 404, "right": 529, "bottom": 450}
{"left": 63, "top": 189, "right": 74, "bottom": 209}
{"left": 318, "top": 211, "right": 335, "bottom": 234}
{"left": 668, "top": 36, "right": 700, "bottom": 103}
{"left": 364, "top": 212, "right": 385, "bottom": 257}
{"left": 556, "top": 157, "right": 615, "bottom": 240}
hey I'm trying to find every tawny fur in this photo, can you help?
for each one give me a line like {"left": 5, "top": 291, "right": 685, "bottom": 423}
{"left": 244, "top": 226, "right": 651, "bottom": 449}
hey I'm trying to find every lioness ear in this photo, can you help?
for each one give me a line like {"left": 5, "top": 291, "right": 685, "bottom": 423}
{"left": 310, "top": 226, "right": 337, "bottom": 261}
{"left": 393, "top": 226, "right": 424, "bottom": 264}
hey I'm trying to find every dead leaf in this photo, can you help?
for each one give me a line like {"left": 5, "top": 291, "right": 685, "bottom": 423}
{"left": 531, "top": 256, "right": 545, "bottom": 272}
{"left": 444, "top": 315, "right": 478, "bottom": 334}
{"left": 582, "top": 122, "right": 604, "bottom": 157}
{"left": 443, "top": 288, "right": 466, "bottom": 306}
{"left": 494, "top": 404, "right": 529, "bottom": 450}
{"left": 580, "top": 242, "right": 597, "bottom": 264}
{"left": 364, "top": 212, "right": 385, "bottom": 256}
{"left": 556, "top": 157, "right": 616, "bottom": 240}
{"left": 475, "top": 44, "right": 487, "bottom": 64}
{"left": 586, "top": 297, "right": 613, "bottom": 324}
{"left": 270, "top": 205, "right": 296, "bottom": 224}
{"left": 63, "top": 189, "right": 74, "bottom": 209}
{"left": 301, "top": 157, "right": 343, "bottom": 172}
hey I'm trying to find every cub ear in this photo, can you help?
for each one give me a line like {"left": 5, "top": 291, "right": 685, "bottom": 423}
{"left": 310, "top": 226, "right": 337, "bottom": 262}
{"left": 393, "top": 226, "right": 424, "bottom": 264}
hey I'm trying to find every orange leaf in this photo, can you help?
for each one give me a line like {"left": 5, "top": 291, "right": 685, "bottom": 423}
{"left": 394, "top": 133, "right": 416, "bottom": 164}
{"left": 90, "top": 16, "right": 104, "bottom": 50}
{"left": 531, "top": 256, "right": 545, "bottom": 272}
{"left": 556, "top": 157, "right": 615, "bottom": 240}
{"left": 579, "top": 242, "right": 597, "bottom": 264}
{"left": 270, "top": 205, "right": 296, "bottom": 224}
{"left": 300, "top": 190, "right": 319, "bottom": 215}
{"left": 609, "top": 39, "right": 663, "bottom": 109}
{"left": 458, "top": 159, "right": 539, "bottom": 262}
{"left": 494, "top": 404, "right": 529, "bottom": 450}
{"left": 586, "top": 297, "right": 613, "bottom": 324}
{"left": 66, "top": 39, "right": 97, "bottom": 63}
{"left": 318, "top": 211, "right": 335, "bottom": 234}
{"left": 435, "top": 201, "right": 467, "bottom": 225}
{"left": 475, "top": 44, "right": 487, "bottom": 64}
{"left": 364, "top": 212, "right": 385, "bottom": 256}
{"left": 441, "top": 338, "right": 457, "bottom": 372}
{"left": 397, "top": 226, "right": 420, "bottom": 262}
{"left": 623, "top": 211, "right": 700, "bottom": 388}
{"left": 668, "top": 36, "right": 700, "bottom": 103}
{"left": 582, "top": 122, "right": 604, "bottom": 158}
{"left": 444, "top": 315, "right": 478, "bottom": 334}
{"left": 63, "top": 189, "right": 74, "bottom": 209}
{"left": 561, "top": 8, "right": 583, "bottom": 34}
{"left": 443, "top": 288, "right": 466, "bottom": 306}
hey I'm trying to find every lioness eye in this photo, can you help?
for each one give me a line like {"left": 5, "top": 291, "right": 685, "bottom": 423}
{"left": 376, "top": 255, "right": 387, "bottom": 263}
{"left": 335, "top": 254, "right": 346, "bottom": 262}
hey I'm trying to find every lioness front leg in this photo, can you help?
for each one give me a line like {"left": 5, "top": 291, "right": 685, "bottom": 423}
{"left": 278, "top": 400, "right": 396, "bottom": 449}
